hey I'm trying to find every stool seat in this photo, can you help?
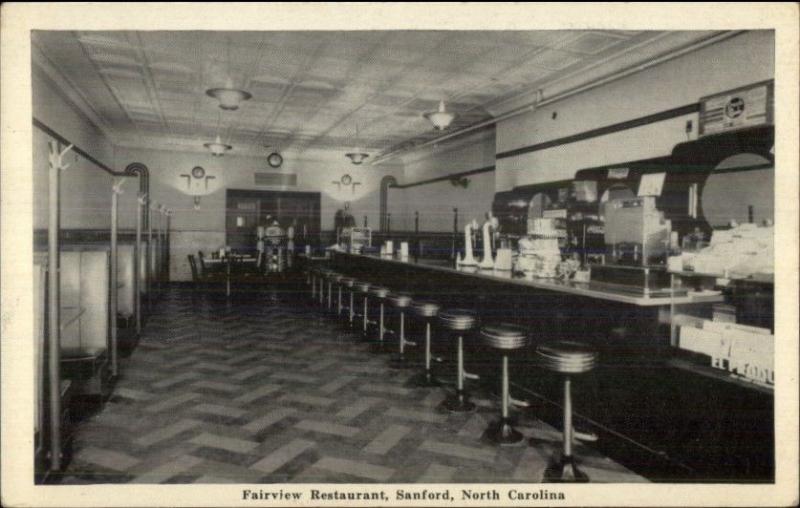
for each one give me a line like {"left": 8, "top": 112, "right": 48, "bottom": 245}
{"left": 340, "top": 277, "right": 356, "bottom": 288}
{"left": 369, "top": 286, "right": 390, "bottom": 298}
{"left": 355, "top": 281, "right": 371, "bottom": 293}
{"left": 481, "top": 324, "right": 528, "bottom": 350}
{"left": 333, "top": 273, "right": 347, "bottom": 283}
{"left": 388, "top": 293, "right": 412, "bottom": 308}
{"left": 439, "top": 309, "right": 477, "bottom": 331}
{"left": 536, "top": 341, "right": 598, "bottom": 374}
{"left": 412, "top": 301, "right": 440, "bottom": 317}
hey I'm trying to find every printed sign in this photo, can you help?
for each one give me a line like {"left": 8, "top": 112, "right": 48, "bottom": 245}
{"left": 700, "top": 81, "right": 773, "bottom": 135}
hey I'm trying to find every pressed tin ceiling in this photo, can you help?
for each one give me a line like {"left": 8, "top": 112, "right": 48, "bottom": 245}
{"left": 32, "top": 30, "right": 724, "bottom": 158}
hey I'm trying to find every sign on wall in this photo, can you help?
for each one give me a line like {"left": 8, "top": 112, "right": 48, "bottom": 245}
{"left": 699, "top": 80, "right": 773, "bottom": 136}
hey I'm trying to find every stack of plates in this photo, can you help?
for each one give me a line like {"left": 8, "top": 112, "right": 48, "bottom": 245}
{"left": 536, "top": 341, "right": 598, "bottom": 374}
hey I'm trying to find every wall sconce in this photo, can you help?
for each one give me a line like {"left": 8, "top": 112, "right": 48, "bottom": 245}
{"left": 193, "top": 196, "right": 201, "bottom": 210}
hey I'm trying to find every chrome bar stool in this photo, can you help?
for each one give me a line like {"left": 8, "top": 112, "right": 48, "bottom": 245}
{"left": 439, "top": 309, "right": 478, "bottom": 412}
{"left": 480, "top": 323, "right": 529, "bottom": 445}
{"left": 309, "top": 266, "right": 319, "bottom": 302}
{"left": 409, "top": 301, "right": 441, "bottom": 387}
{"left": 317, "top": 268, "right": 330, "bottom": 307}
{"left": 387, "top": 292, "right": 415, "bottom": 368}
{"left": 333, "top": 273, "right": 347, "bottom": 318}
{"left": 368, "top": 286, "right": 390, "bottom": 350}
{"left": 355, "top": 281, "right": 372, "bottom": 338}
{"left": 325, "top": 271, "right": 337, "bottom": 313}
{"left": 535, "top": 341, "right": 598, "bottom": 483}
{"left": 338, "top": 277, "right": 356, "bottom": 327}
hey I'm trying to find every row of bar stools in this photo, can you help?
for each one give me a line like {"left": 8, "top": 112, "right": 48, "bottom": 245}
{"left": 480, "top": 323, "right": 529, "bottom": 446}
{"left": 409, "top": 301, "right": 441, "bottom": 387}
{"left": 387, "top": 293, "right": 415, "bottom": 368}
{"left": 439, "top": 309, "right": 478, "bottom": 412}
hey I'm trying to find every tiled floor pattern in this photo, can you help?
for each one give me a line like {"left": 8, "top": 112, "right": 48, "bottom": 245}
{"left": 57, "top": 286, "right": 647, "bottom": 484}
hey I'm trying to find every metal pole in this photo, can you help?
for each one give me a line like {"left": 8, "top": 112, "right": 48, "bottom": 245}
{"left": 425, "top": 322, "right": 431, "bottom": 371}
{"left": 363, "top": 296, "right": 368, "bottom": 333}
{"left": 564, "top": 377, "right": 573, "bottom": 458}
{"left": 399, "top": 312, "right": 405, "bottom": 354}
{"left": 379, "top": 302, "right": 384, "bottom": 341}
{"left": 47, "top": 141, "right": 63, "bottom": 471}
{"left": 501, "top": 355, "right": 509, "bottom": 419}
{"left": 414, "top": 211, "right": 420, "bottom": 261}
{"left": 110, "top": 181, "right": 121, "bottom": 377}
{"left": 147, "top": 206, "right": 153, "bottom": 302}
{"left": 457, "top": 335, "right": 464, "bottom": 392}
{"left": 451, "top": 207, "right": 458, "bottom": 260}
{"left": 135, "top": 193, "right": 143, "bottom": 334}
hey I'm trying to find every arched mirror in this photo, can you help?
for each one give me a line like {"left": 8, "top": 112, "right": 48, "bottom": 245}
{"left": 700, "top": 153, "right": 773, "bottom": 228}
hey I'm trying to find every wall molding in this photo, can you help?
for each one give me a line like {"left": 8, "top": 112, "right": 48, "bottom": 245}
{"left": 33, "top": 117, "right": 129, "bottom": 176}
{"left": 390, "top": 165, "right": 495, "bottom": 190}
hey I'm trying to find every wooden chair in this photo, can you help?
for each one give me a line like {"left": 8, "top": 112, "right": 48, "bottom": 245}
{"left": 188, "top": 254, "right": 201, "bottom": 285}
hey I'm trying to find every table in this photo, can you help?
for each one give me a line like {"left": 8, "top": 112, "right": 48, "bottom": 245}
{"left": 203, "top": 256, "right": 258, "bottom": 296}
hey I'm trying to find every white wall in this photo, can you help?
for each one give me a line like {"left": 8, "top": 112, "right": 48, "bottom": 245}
{"left": 496, "top": 31, "right": 775, "bottom": 190}
{"left": 387, "top": 129, "right": 497, "bottom": 231}
{"left": 113, "top": 145, "right": 403, "bottom": 280}
{"left": 32, "top": 66, "right": 137, "bottom": 232}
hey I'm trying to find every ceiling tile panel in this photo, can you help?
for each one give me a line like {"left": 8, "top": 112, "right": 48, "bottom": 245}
{"left": 562, "top": 32, "right": 626, "bottom": 55}
{"left": 524, "top": 48, "right": 585, "bottom": 71}
{"left": 34, "top": 30, "right": 715, "bottom": 156}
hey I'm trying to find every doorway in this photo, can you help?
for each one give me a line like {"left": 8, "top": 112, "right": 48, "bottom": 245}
{"left": 225, "top": 189, "right": 321, "bottom": 252}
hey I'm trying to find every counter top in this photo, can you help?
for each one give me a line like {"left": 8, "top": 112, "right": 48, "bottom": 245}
{"left": 333, "top": 251, "right": 723, "bottom": 307}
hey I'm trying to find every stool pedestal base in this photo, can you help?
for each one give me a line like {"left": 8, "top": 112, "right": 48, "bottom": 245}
{"left": 388, "top": 353, "right": 413, "bottom": 369}
{"left": 442, "top": 389, "right": 476, "bottom": 413}
{"left": 542, "top": 456, "right": 589, "bottom": 483}
{"left": 484, "top": 417, "right": 524, "bottom": 446}
{"left": 370, "top": 340, "right": 391, "bottom": 354}
{"left": 408, "top": 370, "right": 441, "bottom": 387}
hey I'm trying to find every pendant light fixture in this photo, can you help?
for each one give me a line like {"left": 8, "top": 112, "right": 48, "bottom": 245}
{"left": 204, "top": 111, "right": 232, "bottom": 156}
{"left": 206, "top": 77, "right": 252, "bottom": 111}
{"left": 345, "top": 123, "right": 369, "bottom": 165}
{"left": 205, "top": 36, "right": 252, "bottom": 111}
{"left": 424, "top": 100, "right": 456, "bottom": 130}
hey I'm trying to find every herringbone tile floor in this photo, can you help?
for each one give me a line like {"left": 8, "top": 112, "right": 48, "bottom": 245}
{"left": 57, "top": 285, "right": 647, "bottom": 484}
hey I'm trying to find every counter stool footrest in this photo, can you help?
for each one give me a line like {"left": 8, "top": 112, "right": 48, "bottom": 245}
{"left": 463, "top": 370, "right": 480, "bottom": 380}
{"left": 510, "top": 396, "right": 530, "bottom": 408}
